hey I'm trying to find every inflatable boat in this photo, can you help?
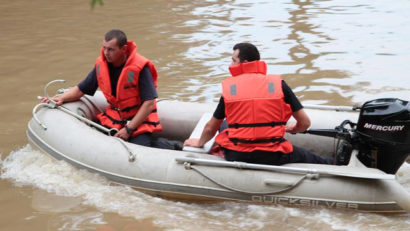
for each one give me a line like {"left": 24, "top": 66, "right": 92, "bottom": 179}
{"left": 27, "top": 81, "right": 410, "bottom": 213}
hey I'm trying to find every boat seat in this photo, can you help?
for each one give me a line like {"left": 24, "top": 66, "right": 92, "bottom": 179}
{"left": 183, "top": 112, "right": 216, "bottom": 154}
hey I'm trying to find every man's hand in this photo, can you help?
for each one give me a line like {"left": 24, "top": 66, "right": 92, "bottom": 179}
{"left": 39, "top": 86, "right": 84, "bottom": 106}
{"left": 286, "top": 122, "right": 297, "bottom": 133}
{"left": 39, "top": 96, "right": 64, "bottom": 106}
{"left": 183, "top": 117, "right": 223, "bottom": 148}
{"left": 183, "top": 138, "right": 203, "bottom": 148}
{"left": 114, "top": 127, "right": 131, "bottom": 140}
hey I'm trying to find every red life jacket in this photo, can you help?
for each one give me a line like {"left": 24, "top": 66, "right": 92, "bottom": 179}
{"left": 95, "top": 41, "right": 162, "bottom": 137}
{"left": 215, "top": 60, "right": 293, "bottom": 153}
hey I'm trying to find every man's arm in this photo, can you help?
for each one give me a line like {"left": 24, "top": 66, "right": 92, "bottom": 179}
{"left": 41, "top": 86, "right": 84, "bottom": 106}
{"left": 41, "top": 68, "right": 96, "bottom": 105}
{"left": 184, "top": 116, "right": 223, "bottom": 147}
{"left": 114, "top": 66, "right": 158, "bottom": 140}
{"left": 286, "top": 108, "right": 311, "bottom": 133}
{"left": 281, "top": 80, "right": 310, "bottom": 133}
{"left": 114, "top": 99, "right": 155, "bottom": 140}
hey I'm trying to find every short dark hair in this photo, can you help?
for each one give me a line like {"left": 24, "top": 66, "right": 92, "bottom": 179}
{"left": 233, "top": 43, "right": 260, "bottom": 62}
{"left": 105, "top": 29, "right": 127, "bottom": 48}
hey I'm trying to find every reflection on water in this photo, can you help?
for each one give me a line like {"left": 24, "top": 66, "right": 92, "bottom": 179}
{"left": 1, "top": 0, "right": 410, "bottom": 230}
{"left": 161, "top": 0, "right": 410, "bottom": 104}
{"left": 281, "top": 0, "right": 352, "bottom": 105}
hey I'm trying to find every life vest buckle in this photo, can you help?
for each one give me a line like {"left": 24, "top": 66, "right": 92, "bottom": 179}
{"left": 230, "top": 138, "right": 238, "bottom": 145}
{"left": 110, "top": 105, "right": 121, "bottom": 112}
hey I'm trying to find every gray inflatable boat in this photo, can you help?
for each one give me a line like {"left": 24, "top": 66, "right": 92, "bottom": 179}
{"left": 27, "top": 84, "right": 410, "bottom": 213}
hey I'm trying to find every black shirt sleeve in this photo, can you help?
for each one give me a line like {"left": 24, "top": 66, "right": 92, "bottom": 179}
{"left": 78, "top": 67, "right": 99, "bottom": 96}
{"left": 213, "top": 96, "right": 226, "bottom": 120}
{"left": 138, "top": 66, "right": 158, "bottom": 102}
{"left": 282, "top": 80, "right": 303, "bottom": 112}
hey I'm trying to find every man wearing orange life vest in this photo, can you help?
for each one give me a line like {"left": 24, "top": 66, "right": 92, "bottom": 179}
{"left": 43, "top": 29, "right": 162, "bottom": 146}
{"left": 184, "top": 43, "right": 333, "bottom": 165}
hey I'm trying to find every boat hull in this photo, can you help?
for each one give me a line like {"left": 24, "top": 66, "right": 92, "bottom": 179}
{"left": 27, "top": 93, "right": 410, "bottom": 213}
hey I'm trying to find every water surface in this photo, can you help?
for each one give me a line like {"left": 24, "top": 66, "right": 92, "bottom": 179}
{"left": 1, "top": 0, "right": 409, "bottom": 230}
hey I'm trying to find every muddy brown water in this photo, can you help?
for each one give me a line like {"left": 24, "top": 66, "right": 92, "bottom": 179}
{"left": 1, "top": 0, "right": 409, "bottom": 230}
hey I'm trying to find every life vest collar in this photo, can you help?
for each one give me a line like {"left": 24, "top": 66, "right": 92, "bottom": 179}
{"left": 228, "top": 60, "right": 267, "bottom": 77}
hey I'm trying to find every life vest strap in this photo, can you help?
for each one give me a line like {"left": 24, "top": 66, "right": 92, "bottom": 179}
{"left": 103, "top": 109, "right": 159, "bottom": 125}
{"left": 229, "top": 137, "right": 286, "bottom": 145}
{"left": 108, "top": 102, "right": 159, "bottom": 113}
{"left": 103, "top": 112, "right": 128, "bottom": 125}
{"left": 109, "top": 104, "right": 140, "bottom": 112}
{"left": 228, "top": 121, "right": 287, "bottom": 129}
{"left": 143, "top": 121, "right": 160, "bottom": 127}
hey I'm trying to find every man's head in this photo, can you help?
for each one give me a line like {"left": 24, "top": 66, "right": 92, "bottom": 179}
{"left": 231, "top": 43, "right": 260, "bottom": 66}
{"left": 103, "top": 29, "right": 128, "bottom": 66}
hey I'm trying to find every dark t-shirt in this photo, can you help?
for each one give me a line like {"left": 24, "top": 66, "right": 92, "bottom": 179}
{"left": 213, "top": 80, "right": 303, "bottom": 119}
{"left": 78, "top": 64, "right": 158, "bottom": 102}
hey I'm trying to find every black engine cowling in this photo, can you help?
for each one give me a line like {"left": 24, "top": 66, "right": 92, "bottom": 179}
{"left": 355, "top": 98, "right": 410, "bottom": 174}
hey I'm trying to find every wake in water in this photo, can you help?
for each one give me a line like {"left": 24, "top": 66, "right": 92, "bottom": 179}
{"left": 397, "top": 162, "right": 410, "bottom": 188}
{"left": 1, "top": 145, "right": 409, "bottom": 231}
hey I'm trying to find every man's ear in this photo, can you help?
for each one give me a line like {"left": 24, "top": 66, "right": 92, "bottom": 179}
{"left": 121, "top": 44, "right": 128, "bottom": 52}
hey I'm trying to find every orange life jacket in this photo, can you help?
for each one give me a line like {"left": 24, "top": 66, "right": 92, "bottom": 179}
{"left": 95, "top": 41, "right": 162, "bottom": 137}
{"left": 215, "top": 60, "right": 293, "bottom": 153}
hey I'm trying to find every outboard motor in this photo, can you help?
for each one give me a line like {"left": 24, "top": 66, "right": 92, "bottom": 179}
{"left": 355, "top": 98, "right": 410, "bottom": 174}
{"left": 307, "top": 98, "right": 410, "bottom": 174}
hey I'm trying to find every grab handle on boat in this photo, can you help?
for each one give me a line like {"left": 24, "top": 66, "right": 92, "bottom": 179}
{"left": 303, "top": 104, "right": 360, "bottom": 112}
{"left": 176, "top": 157, "right": 318, "bottom": 175}
{"left": 32, "top": 103, "right": 52, "bottom": 130}
{"left": 44, "top": 79, "right": 66, "bottom": 100}
{"left": 175, "top": 157, "right": 395, "bottom": 180}
{"left": 182, "top": 161, "right": 308, "bottom": 195}
{"left": 32, "top": 79, "right": 66, "bottom": 130}
{"left": 37, "top": 79, "right": 119, "bottom": 136}
{"left": 59, "top": 106, "right": 119, "bottom": 136}
{"left": 33, "top": 100, "right": 118, "bottom": 136}
{"left": 264, "top": 173, "right": 319, "bottom": 187}
{"left": 114, "top": 138, "right": 136, "bottom": 162}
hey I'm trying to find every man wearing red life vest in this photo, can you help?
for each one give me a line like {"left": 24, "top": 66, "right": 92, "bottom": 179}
{"left": 43, "top": 29, "right": 162, "bottom": 146}
{"left": 184, "top": 43, "right": 332, "bottom": 165}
